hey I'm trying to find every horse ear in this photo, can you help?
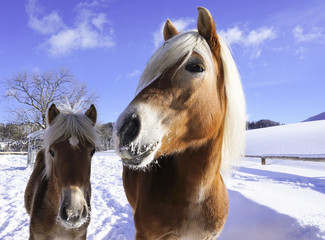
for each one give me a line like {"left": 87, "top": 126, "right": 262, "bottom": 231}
{"left": 85, "top": 104, "right": 97, "bottom": 125}
{"left": 48, "top": 104, "right": 60, "bottom": 126}
{"left": 163, "top": 19, "right": 178, "bottom": 41}
{"left": 197, "top": 7, "right": 218, "bottom": 49}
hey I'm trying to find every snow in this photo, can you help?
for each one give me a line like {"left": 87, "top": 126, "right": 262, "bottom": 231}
{"left": 0, "top": 152, "right": 135, "bottom": 240}
{"left": 246, "top": 120, "right": 325, "bottom": 155}
{"left": 223, "top": 158, "right": 325, "bottom": 240}
{"left": 1, "top": 120, "right": 325, "bottom": 239}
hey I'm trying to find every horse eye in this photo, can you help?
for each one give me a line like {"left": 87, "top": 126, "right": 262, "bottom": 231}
{"left": 185, "top": 63, "right": 205, "bottom": 73}
{"left": 49, "top": 148, "right": 55, "bottom": 157}
{"left": 90, "top": 148, "right": 96, "bottom": 157}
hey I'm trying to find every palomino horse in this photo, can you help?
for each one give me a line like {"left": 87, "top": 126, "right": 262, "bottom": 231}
{"left": 113, "top": 7, "right": 246, "bottom": 239}
{"left": 25, "top": 103, "right": 98, "bottom": 240}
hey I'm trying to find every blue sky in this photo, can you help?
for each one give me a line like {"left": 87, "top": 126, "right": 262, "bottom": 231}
{"left": 0, "top": 0, "right": 324, "bottom": 124}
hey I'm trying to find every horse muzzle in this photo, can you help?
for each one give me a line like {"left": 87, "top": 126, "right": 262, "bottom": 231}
{"left": 59, "top": 187, "right": 89, "bottom": 228}
{"left": 113, "top": 104, "right": 163, "bottom": 168}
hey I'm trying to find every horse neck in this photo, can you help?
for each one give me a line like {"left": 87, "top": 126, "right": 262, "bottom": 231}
{"left": 175, "top": 133, "right": 223, "bottom": 183}
{"left": 157, "top": 131, "right": 225, "bottom": 204}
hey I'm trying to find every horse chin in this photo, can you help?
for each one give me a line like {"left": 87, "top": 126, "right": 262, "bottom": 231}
{"left": 58, "top": 217, "right": 88, "bottom": 230}
{"left": 122, "top": 147, "right": 159, "bottom": 170}
{"left": 118, "top": 140, "right": 160, "bottom": 169}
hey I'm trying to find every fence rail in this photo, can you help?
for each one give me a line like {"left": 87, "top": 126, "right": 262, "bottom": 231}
{"left": 245, "top": 154, "right": 325, "bottom": 165}
{"left": 0, "top": 152, "right": 28, "bottom": 155}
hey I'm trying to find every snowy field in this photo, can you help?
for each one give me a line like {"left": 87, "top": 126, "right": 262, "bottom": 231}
{"left": 1, "top": 120, "right": 325, "bottom": 239}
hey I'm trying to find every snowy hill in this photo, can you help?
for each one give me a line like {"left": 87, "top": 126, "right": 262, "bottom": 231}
{"left": 0, "top": 120, "right": 325, "bottom": 239}
{"left": 246, "top": 120, "right": 325, "bottom": 155}
{"left": 303, "top": 112, "right": 325, "bottom": 122}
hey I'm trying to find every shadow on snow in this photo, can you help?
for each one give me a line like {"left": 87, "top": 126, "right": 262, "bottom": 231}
{"left": 238, "top": 166, "right": 325, "bottom": 194}
{"left": 219, "top": 190, "right": 324, "bottom": 240}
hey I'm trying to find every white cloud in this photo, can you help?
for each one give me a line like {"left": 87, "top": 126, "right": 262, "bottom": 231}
{"left": 250, "top": 49, "right": 262, "bottom": 59}
{"left": 115, "top": 70, "right": 141, "bottom": 83}
{"left": 28, "top": 12, "right": 66, "bottom": 35}
{"left": 220, "top": 26, "right": 276, "bottom": 59}
{"left": 26, "top": 0, "right": 115, "bottom": 56}
{"left": 26, "top": 0, "right": 65, "bottom": 35}
{"left": 219, "top": 26, "right": 243, "bottom": 46}
{"left": 153, "top": 18, "right": 195, "bottom": 48}
{"left": 126, "top": 70, "right": 140, "bottom": 79}
{"left": 91, "top": 13, "right": 108, "bottom": 32}
{"left": 220, "top": 26, "right": 276, "bottom": 47}
{"left": 151, "top": 18, "right": 276, "bottom": 59}
{"left": 295, "top": 46, "right": 306, "bottom": 60}
{"left": 76, "top": 0, "right": 104, "bottom": 10}
{"left": 45, "top": 18, "right": 114, "bottom": 56}
{"left": 293, "top": 26, "right": 325, "bottom": 43}
{"left": 245, "top": 28, "right": 276, "bottom": 47}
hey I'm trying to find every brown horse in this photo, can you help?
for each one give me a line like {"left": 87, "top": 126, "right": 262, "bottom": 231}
{"left": 25, "top": 103, "right": 98, "bottom": 240}
{"left": 113, "top": 7, "right": 246, "bottom": 239}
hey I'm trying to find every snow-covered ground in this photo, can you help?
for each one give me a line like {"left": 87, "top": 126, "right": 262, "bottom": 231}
{"left": 0, "top": 152, "right": 135, "bottom": 240}
{"left": 222, "top": 158, "right": 325, "bottom": 240}
{"left": 246, "top": 120, "right": 325, "bottom": 155}
{"left": 1, "top": 120, "right": 325, "bottom": 239}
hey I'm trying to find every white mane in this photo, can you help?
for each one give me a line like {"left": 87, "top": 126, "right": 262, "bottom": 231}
{"left": 137, "top": 31, "right": 246, "bottom": 175}
{"left": 219, "top": 37, "right": 246, "bottom": 174}
{"left": 137, "top": 31, "right": 215, "bottom": 93}
{"left": 43, "top": 103, "right": 98, "bottom": 178}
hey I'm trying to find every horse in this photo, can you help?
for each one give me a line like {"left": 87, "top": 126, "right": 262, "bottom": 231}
{"left": 24, "top": 103, "right": 98, "bottom": 240}
{"left": 113, "top": 7, "right": 246, "bottom": 239}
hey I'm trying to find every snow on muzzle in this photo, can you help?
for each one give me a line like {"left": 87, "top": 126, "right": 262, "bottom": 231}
{"left": 113, "top": 104, "right": 164, "bottom": 168}
{"left": 59, "top": 187, "right": 88, "bottom": 228}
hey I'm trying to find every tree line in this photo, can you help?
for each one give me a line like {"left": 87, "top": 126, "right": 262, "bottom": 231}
{"left": 247, "top": 119, "right": 281, "bottom": 130}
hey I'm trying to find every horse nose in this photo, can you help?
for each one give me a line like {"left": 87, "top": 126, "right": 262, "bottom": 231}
{"left": 119, "top": 113, "right": 141, "bottom": 147}
{"left": 60, "top": 204, "right": 88, "bottom": 223}
{"left": 59, "top": 187, "right": 88, "bottom": 227}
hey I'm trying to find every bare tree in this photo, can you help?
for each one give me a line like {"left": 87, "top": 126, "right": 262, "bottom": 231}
{"left": 4, "top": 68, "right": 97, "bottom": 129}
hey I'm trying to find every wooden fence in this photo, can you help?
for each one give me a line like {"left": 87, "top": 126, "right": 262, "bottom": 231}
{"left": 245, "top": 154, "right": 325, "bottom": 165}
{"left": 0, "top": 152, "right": 28, "bottom": 155}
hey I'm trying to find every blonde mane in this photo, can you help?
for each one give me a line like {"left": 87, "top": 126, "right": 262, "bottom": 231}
{"left": 219, "top": 37, "right": 246, "bottom": 174}
{"left": 136, "top": 31, "right": 215, "bottom": 93}
{"left": 136, "top": 31, "right": 246, "bottom": 174}
{"left": 43, "top": 103, "right": 98, "bottom": 178}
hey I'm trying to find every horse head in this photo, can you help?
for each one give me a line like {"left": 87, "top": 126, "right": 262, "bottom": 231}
{"left": 45, "top": 104, "right": 97, "bottom": 228}
{"left": 113, "top": 7, "right": 245, "bottom": 172}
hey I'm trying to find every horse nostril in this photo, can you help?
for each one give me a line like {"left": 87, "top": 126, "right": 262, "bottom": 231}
{"left": 60, "top": 205, "right": 86, "bottom": 223}
{"left": 81, "top": 205, "right": 87, "bottom": 218}
{"left": 120, "top": 114, "right": 141, "bottom": 146}
{"left": 60, "top": 206, "right": 68, "bottom": 221}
